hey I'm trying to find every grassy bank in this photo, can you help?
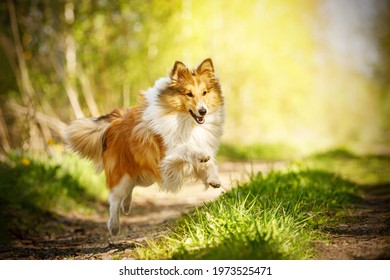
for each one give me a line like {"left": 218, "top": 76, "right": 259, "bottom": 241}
{"left": 217, "top": 143, "right": 300, "bottom": 161}
{"left": 136, "top": 169, "right": 358, "bottom": 259}
{"left": 306, "top": 149, "right": 390, "bottom": 184}
{"left": 0, "top": 153, "right": 107, "bottom": 243}
{"left": 136, "top": 149, "right": 390, "bottom": 259}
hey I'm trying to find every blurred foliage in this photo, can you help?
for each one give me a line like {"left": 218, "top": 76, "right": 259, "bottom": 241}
{"left": 0, "top": 0, "right": 389, "bottom": 156}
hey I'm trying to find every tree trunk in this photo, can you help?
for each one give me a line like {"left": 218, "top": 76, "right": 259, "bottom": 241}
{"left": 7, "top": 0, "right": 46, "bottom": 152}
{"left": 80, "top": 71, "right": 100, "bottom": 117}
{"left": 0, "top": 107, "right": 11, "bottom": 154}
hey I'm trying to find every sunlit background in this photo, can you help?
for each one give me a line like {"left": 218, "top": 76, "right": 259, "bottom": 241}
{"left": 1, "top": 0, "right": 389, "bottom": 157}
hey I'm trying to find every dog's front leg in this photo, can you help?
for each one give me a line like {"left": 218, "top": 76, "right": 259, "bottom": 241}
{"left": 195, "top": 157, "right": 222, "bottom": 189}
{"left": 160, "top": 144, "right": 211, "bottom": 192}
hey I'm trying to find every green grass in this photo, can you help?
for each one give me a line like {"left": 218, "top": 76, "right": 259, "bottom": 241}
{"left": 137, "top": 148, "right": 390, "bottom": 260}
{"left": 0, "top": 153, "right": 107, "bottom": 243}
{"left": 217, "top": 143, "right": 299, "bottom": 161}
{"left": 136, "top": 169, "right": 358, "bottom": 259}
{"left": 306, "top": 148, "right": 390, "bottom": 184}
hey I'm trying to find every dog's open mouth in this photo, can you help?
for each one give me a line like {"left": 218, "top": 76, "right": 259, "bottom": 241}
{"left": 189, "top": 110, "right": 205, "bottom": 124}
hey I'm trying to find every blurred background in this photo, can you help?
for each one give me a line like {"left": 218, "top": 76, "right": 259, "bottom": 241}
{"left": 1, "top": 0, "right": 389, "bottom": 159}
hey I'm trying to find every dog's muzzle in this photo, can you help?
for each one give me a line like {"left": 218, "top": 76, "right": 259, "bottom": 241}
{"left": 189, "top": 109, "right": 206, "bottom": 124}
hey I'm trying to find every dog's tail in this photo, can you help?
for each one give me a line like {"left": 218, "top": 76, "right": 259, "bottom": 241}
{"left": 64, "top": 109, "right": 126, "bottom": 172}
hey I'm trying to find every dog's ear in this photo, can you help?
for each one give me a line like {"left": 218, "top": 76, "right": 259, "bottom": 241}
{"left": 197, "top": 58, "right": 214, "bottom": 74}
{"left": 170, "top": 61, "right": 188, "bottom": 80}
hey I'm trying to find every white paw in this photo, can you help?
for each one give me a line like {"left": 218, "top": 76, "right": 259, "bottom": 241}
{"left": 197, "top": 154, "right": 211, "bottom": 163}
{"left": 208, "top": 177, "right": 222, "bottom": 188}
{"left": 108, "top": 219, "right": 120, "bottom": 236}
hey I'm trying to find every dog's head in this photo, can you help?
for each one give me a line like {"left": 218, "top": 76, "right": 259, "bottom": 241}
{"left": 159, "top": 58, "right": 223, "bottom": 124}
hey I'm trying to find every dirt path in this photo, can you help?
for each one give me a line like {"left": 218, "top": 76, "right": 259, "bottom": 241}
{"left": 315, "top": 183, "right": 390, "bottom": 259}
{"left": 1, "top": 161, "right": 389, "bottom": 260}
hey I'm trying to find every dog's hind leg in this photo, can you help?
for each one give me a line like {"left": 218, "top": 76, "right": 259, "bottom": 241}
{"left": 121, "top": 185, "right": 134, "bottom": 215}
{"left": 108, "top": 191, "right": 121, "bottom": 236}
{"left": 108, "top": 175, "right": 131, "bottom": 236}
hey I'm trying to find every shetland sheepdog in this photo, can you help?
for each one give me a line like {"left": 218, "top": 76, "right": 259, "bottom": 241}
{"left": 65, "top": 58, "right": 225, "bottom": 235}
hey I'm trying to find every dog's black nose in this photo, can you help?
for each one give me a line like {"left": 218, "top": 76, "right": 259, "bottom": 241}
{"left": 198, "top": 108, "right": 207, "bottom": 116}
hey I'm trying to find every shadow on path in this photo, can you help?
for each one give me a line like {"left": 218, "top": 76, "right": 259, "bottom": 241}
{"left": 316, "top": 183, "right": 390, "bottom": 259}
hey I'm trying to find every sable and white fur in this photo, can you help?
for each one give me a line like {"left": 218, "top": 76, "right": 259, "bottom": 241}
{"left": 65, "top": 58, "right": 224, "bottom": 236}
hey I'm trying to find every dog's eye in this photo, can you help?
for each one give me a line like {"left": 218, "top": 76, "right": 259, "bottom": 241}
{"left": 202, "top": 90, "right": 207, "bottom": 96}
{"left": 186, "top": 92, "right": 194, "bottom": 97}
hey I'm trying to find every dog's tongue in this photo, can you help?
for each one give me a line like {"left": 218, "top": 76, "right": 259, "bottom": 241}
{"left": 196, "top": 116, "right": 205, "bottom": 124}
{"left": 190, "top": 110, "right": 205, "bottom": 124}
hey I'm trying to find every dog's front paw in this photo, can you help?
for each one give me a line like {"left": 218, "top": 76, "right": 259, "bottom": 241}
{"left": 198, "top": 154, "right": 211, "bottom": 163}
{"left": 208, "top": 177, "right": 222, "bottom": 188}
{"left": 209, "top": 182, "right": 221, "bottom": 188}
